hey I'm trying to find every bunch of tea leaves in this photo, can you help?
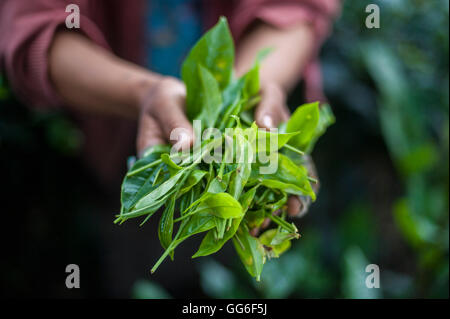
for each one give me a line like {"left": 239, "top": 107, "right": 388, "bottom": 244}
{"left": 116, "top": 17, "right": 334, "bottom": 280}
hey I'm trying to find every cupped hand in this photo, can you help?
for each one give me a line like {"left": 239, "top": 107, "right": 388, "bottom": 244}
{"left": 136, "top": 77, "right": 194, "bottom": 157}
{"left": 136, "top": 77, "right": 312, "bottom": 229}
{"left": 251, "top": 82, "right": 312, "bottom": 236}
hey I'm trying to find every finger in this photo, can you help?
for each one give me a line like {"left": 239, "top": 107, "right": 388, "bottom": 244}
{"left": 261, "top": 209, "right": 281, "bottom": 229}
{"left": 255, "top": 85, "right": 290, "bottom": 129}
{"left": 304, "top": 154, "right": 320, "bottom": 193}
{"left": 151, "top": 96, "right": 194, "bottom": 149}
{"left": 287, "top": 196, "right": 303, "bottom": 217}
{"left": 261, "top": 217, "right": 270, "bottom": 229}
{"left": 281, "top": 105, "right": 290, "bottom": 122}
{"left": 250, "top": 228, "right": 260, "bottom": 237}
{"left": 136, "top": 112, "right": 165, "bottom": 157}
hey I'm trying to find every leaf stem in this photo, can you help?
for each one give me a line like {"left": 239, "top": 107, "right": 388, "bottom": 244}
{"left": 283, "top": 143, "right": 305, "bottom": 155}
{"left": 127, "top": 159, "right": 162, "bottom": 177}
{"left": 151, "top": 220, "right": 186, "bottom": 273}
{"left": 265, "top": 212, "right": 296, "bottom": 233}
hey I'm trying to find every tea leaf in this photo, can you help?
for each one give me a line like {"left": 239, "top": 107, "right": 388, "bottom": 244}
{"left": 256, "top": 130, "right": 301, "bottom": 154}
{"left": 233, "top": 224, "right": 266, "bottom": 281}
{"left": 194, "top": 192, "right": 243, "bottom": 219}
{"left": 195, "top": 65, "right": 223, "bottom": 127}
{"left": 179, "top": 170, "right": 207, "bottom": 196}
{"left": 158, "top": 194, "right": 176, "bottom": 251}
{"left": 254, "top": 154, "right": 316, "bottom": 200}
{"left": 121, "top": 145, "right": 170, "bottom": 212}
{"left": 286, "top": 102, "right": 320, "bottom": 151}
{"left": 192, "top": 185, "right": 258, "bottom": 258}
{"left": 228, "top": 135, "right": 252, "bottom": 199}
{"left": 134, "top": 170, "right": 187, "bottom": 210}
{"left": 259, "top": 229, "right": 291, "bottom": 258}
{"left": 182, "top": 17, "right": 234, "bottom": 120}
{"left": 305, "top": 103, "right": 335, "bottom": 152}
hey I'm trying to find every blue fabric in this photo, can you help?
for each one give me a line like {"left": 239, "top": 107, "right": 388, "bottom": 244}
{"left": 145, "top": 0, "right": 203, "bottom": 78}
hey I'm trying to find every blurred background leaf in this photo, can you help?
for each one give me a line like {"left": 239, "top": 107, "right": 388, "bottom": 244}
{"left": 132, "top": 280, "right": 172, "bottom": 299}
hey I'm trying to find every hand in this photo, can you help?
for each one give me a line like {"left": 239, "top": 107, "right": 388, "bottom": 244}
{"left": 136, "top": 77, "right": 316, "bottom": 226}
{"left": 136, "top": 77, "right": 194, "bottom": 157}
{"left": 251, "top": 82, "right": 316, "bottom": 235}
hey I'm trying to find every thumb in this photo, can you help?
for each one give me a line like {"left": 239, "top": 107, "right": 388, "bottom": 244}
{"left": 136, "top": 112, "right": 165, "bottom": 158}
{"left": 151, "top": 97, "right": 194, "bottom": 149}
{"left": 255, "top": 83, "right": 290, "bottom": 129}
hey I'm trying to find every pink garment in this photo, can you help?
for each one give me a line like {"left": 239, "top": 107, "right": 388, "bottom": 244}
{"left": 0, "top": 0, "right": 340, "bottom": 188}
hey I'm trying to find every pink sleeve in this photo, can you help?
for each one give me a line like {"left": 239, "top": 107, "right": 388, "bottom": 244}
{"left": 0, "top": 0, "right": 110, "bottom": 109}
{"left": 230, "top": 0, "right": 340, "bottom": 43}
{"left": 228, "top": 0, "right": 341, "bottom": 102}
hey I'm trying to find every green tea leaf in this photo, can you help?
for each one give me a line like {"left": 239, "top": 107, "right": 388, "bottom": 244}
{"left": 192, "top": 185, "right": 258, "bottom": 258}
{"left": 233, "top": 224, "right": 266, "bottom": 280}
{"left": 158, "top": 194, "right": 176, "bottom": 251}
{"left": 182, "top": 17, "right": 234, "bottom": 120}
{"left": 241, "top": 48, "right": 271, "bottom": 110}
{"left": 259, "top": 229, "right": 291, "bottom": 258}
{"left": 121, "top": 145, "right": 170, "bottom": 212}
{"left": 207, "top": 172, "right": 232, "bottom": 194}
{"left": 256, "top": 130, "right": 301, "bottom": 153}
{"left": 219, "top": 97, "right": 244, "bottom": 130}
{"left": 179, "top": 170, "right": 207, "bottom": 196}
{"left": 213, "top": 216, "right": 227, "bottom": 240}
{"left": 134, "top": 170, "right": 186, "bottom": 210}
{"left": 270, "top": 229, "right": 298, "bottom": 246}
{"left": 228, "top": 135, "right": 252, "bottom": 199}
{"left": 242, "top": 63, "right": 260, "bottom": 104}
{"left": 254, "top": 154, "right": 316, "bottom": 200}
{"left": 195, "top": 65, "right": 223, "bottom": 127}
{"left": 266, "top": 192, "right": 288, "bottom": 212}
{"left": 194, "top": 192, "right": 243, "bottom": 219}
{"left": 305, "top": 103, "right": 335, "bottom": 153}
{"left": 193, "top": 216, "right": 242, "bottom": 258}
{"left": 178, "top": 212, "right": 217, "bottom": 241}
{"left": 286, "top": 102, "right": 320, "bottom": 151}
{"left": 161, "top": 153, "right": 183, "bottom": 171}
{"left": 239, "top": 185, "right": 259, "bottom": 212}
{"left": 245, "top": 209, "right": 266, "bottom": 229}
{"left": 117, "top": 190, "right": 175, "bottom": 223}
{"left": 151, "top": 212, "right": 217, "bottom": 273}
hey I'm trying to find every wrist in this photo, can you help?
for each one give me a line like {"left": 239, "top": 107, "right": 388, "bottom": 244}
{"left": 131, "top": 72, "right": 164, "bottom": 115}
{"left": 135, "top": 75, "right": 186, "bottom": 114}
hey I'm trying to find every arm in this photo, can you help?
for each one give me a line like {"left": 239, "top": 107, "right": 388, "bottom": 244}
{"left": 230, "top": 0, "right": 341, "bottom": 126}
{"left": 235, "top": 21, "right": 314, "bottom": 129}
{"left": 235, "top": 22, "right": 314, "bottom": 93}
{"left": 49, "top": 31, "right": 159, "bottom": 118}
{"left": 0, "top": 0, "right": 193, "bottom": 154}
{"left": 49, "top": 31, "right": 193, "bottom": 153}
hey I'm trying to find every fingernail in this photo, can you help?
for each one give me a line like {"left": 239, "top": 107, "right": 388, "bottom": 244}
{"left": 262, "top": 115, "right": 274, "bottom": 129}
